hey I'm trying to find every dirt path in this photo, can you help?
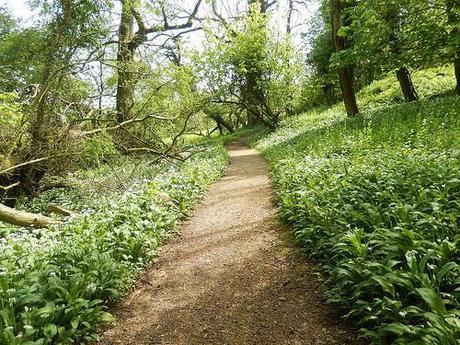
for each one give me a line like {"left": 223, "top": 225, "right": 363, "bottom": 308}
{"left": 98, "top": 141, "right": 361, "bottom": 345}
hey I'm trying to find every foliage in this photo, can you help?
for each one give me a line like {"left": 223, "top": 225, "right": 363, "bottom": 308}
{"left": 134, "top": 63, "right": 208, "bottom": 143}
{"left": 358, "top": 65, "right": 457, "bottom": 109}
{"left": 80, "top": 132, "right": 120, "bottom": 168}
{"left": 304, "top": 0, "right": 460, "bottom": 114}
{"left": 301, "top": 1, "right": 340, "bottom": 109}
{"left": 254, "top": 68, "right": 460, "bottom": 343}
{"left": 1, "top": 0, "right": 459, "bottom": 343}
{"left": 0, "top": 93, "right": 24, "bottom": 157}
{"left": 0, "top": 142, "right": 228, "bottom": 344}
{"left": 199, "top": 4, "right": 302, "bottom": 127}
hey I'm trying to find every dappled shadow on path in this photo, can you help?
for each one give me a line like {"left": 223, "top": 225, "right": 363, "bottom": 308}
{"left": 98, "top": 140, "right": 364, "bottom": 345}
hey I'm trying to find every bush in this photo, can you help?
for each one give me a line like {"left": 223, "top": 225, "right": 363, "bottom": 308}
{"left": 0, "top": 92, "right": 23, "bottom": 156}
{"left": 80, "top": 132, "right": 120, "bottom": 168}
{"left": 0, "top": 143, "right": 228, "bottom": 344}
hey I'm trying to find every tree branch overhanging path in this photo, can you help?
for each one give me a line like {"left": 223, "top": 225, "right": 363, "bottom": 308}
{"left": 97, "top": 140, "right": 364, "bottom": 345}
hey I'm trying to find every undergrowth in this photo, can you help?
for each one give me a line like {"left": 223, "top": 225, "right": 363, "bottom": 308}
{"left": 0, "top": 142, "right": 228, "bottom": 344}
{"left": 254, "top": 67, "right": 460, "bottom": 344}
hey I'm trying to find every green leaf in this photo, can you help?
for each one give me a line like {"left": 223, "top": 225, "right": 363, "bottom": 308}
{"left": 99, "top": 311, "right": 114, "bottom": 322}
{"left": 438, "top": 262, "right": 458, "bottom": 281}
{"left": 43, "top": 324, "right": 58, "bottom": 338}
{"left": 0, "top": 277, "right": 8, "bottom": 294}
{"left": 380, "top": 322, "right": 409, "bottom": 336}
{"left": 416, "top": 287, "right": 446, "bottom": 315}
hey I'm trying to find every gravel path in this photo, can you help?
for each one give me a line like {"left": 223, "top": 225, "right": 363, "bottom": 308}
{"left": 98, "top": 140, "right": 362, "bottom": 345}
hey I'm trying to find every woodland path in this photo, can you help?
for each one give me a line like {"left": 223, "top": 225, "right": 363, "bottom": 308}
{"left": 98, "top": 140, "right": 362, "bottom": 345}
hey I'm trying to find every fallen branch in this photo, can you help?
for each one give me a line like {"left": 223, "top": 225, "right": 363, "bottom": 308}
{"left": 0, "top": 182, "right": 20, "bottom": 191}
{"left": 0, "top": 156, "right": 51, "bottom": 176}
{"left": 37, "top": 182, "right": 73, "bottom": 194}
{"left": 47, "top": 204, "right": 77, "bottom": 217}
{"left": 0, "top": 202, "right": 57, "bottom": 228}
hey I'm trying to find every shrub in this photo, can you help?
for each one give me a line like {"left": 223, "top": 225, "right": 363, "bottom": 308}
{"left": 80, "top": 132, "right": 120, "bottom": 168}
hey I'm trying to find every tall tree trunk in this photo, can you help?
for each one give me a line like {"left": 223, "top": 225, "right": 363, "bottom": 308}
{"left": 284, "top": 0, "right": 295, "bottom": 117}
{"left": 446, "top": 0, "right": 460, "bottom": 95}
{"left": 330, "top": 0, "right": 359, "bottom": 116}
{"left": 384, "top": 4, "right": 418, "bottom": 102}
{"left": 115, "top": 0, "right": 202, "bottom": 122}
{"left": 20, "top": 69, "right": 54, "bottom": 196}
{"left": 243, "top": 71, "right": 263, "bottom": 126}
{"left": 455, "top": 56, "right": 460, "bottom": 95}
{"left": 116, "top": 1, "right": 135, "bottom": 123}
{"left": 396, "top": 67, "right": 418, "bottom": 101}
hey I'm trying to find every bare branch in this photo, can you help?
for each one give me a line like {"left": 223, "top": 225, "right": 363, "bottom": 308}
{"left": 0, "top": 157, "right": 51, "bottom": 176}
{"left": 0, "top": 182, "right": 20, "bottom": 191}
{"left": 80, "top": 113, "right": 178, "bottom": 136}
{"left": 48, "top": 204, "right": 77, "bottom": 217}
{"left": 131, "top": 0, "right": 203, "bottom": 49}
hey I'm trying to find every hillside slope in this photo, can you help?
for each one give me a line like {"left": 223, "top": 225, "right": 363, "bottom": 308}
{"left": 254, "top": 67, "right": 460, "bottom": 344}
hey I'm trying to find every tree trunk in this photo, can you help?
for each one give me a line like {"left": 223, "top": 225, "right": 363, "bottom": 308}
{"left": 243, "top": 0, "right": 275, "bottom": 126}
{"left": 284, "top": 0, "right": 295, "bottom": 117}
{"left": 446, "top": 0, "right": 460, "bottom": 95}
{"left": 216, "top": 121, "right": 223, "bottom": 134}
{"left": 322, "top": 84, "right": 334, "bottom": 105}
{"left": 212, "top": 114, "right": 234, "bottom": 133}
{"left": 0, "top": 202, "right": 56, "bottom": 228}
{"left": 116, "top": 1, "right": 135, "bottom": 123}
{"left": 396, "top": 67, "right": 418, "bottom": 101}
{"left": 17, "top": 82, "right": 52, "bottom": 198}
{"left": 243, "top": 71, "right": 263, "bottom": 126}
{"left": 4, "top": 2, "right": 71, "bottom": 204}
{"left": 339, "top": 68, "right": 359, "bottom": 115}
{"left": 205, "top": 108, "right": 235, "bottom": 133}
{"left": 330, "top": 0, "right": 359, "bottom": 116}
{"left": 455, "top": 56, "right": 460, "bottom": 95}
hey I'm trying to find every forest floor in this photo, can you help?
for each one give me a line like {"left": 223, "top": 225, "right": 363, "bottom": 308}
{"left": 98, "top": 140, "right": 363, "bottom": 345}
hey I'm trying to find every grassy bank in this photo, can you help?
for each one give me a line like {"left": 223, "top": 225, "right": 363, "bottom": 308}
{"left": 254, "top": 67, "right": 460, "bottom": 344}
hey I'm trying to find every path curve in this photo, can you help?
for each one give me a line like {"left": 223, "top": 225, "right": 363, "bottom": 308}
{"left": 98, "top": 140, "right": 361, "bottom": 345}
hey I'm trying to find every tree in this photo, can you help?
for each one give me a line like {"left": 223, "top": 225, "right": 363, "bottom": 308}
{"left": 0, "top": 9, "right": 43, "bottom": 92}
{"left": 383, "top": 2, "right": 418, "bottom": 101}
{"left": 303, "top": 2, "right": 339, "bottom": 108}
{"left": 0, "top": 0, "right": 108, "bottom": 205}
{"left": 330, "top": 0, "right": 359, "bottom": 116}
{"left": 446, "top": 0, "right": 460, "bottom": 94}
{"left": 350, "top": 0, "right": 426, "bottom": 102}
{"left": 243, "top": 3, "right": 273, "bottom": 126}
{"left": 200, "top": 0, "right": 296, "bottom": 129}
{"left": 114, "top": 0, "right": 202, "bottom": 123}
{"left": 404, "top": 0, "right": 459, "bottom": 95}
{"left": 242, "top": 0, "right": 274, "bottom": 126}
{"left": 284, "top": 0, "right": 309, "bottom": 115}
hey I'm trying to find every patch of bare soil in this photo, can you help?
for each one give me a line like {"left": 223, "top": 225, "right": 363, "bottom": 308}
{"left": 98, "top": 140, "right": 363, "bottom": 345}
